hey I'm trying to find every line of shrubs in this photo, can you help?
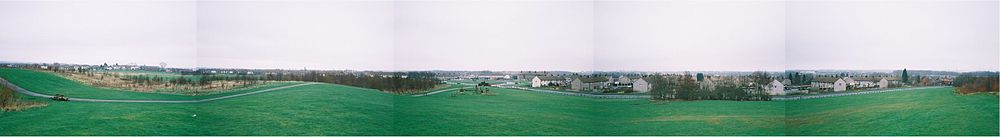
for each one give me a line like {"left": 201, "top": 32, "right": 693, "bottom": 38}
{"left": 952, "top": 71, "right": 999, "bottom": 94}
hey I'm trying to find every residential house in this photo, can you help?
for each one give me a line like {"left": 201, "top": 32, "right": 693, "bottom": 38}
{"left": 765, "top": 79, "right": 785, "bottom": 95}
{"left": 632, "top": 77, "right": 652, "bottom": 93}
{"left": 531, "top": 76, "right": 565, "bottom": 87}
{"left": 878, "top": 78, "right": 889, "bottom": 89}
{"left": 570, "top": 77, "right": 609, "bottom": 91}
{"left": 812, "top": 77, "right": 847, "bottom": 92}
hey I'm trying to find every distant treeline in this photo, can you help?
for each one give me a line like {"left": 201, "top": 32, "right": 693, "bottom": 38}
{"left": 264, "top": 71, "right": 441, "bottom": 94}
{"left": 130, "top": 71, "right": 442, "bottom": 93}
{"left": 785, "top": 72, "right": 814, "bottom": 85}
{"left": 125, "top": 74, "right": 262, "bottom": 86}
{"left": 62, "top": 67, "right": 440, "bottom": 93}
{"left": 648, "top": 71, "right": 773, "bottom": 101}
{"left": 952, "top": 71, "right": 999, "bottom": 94}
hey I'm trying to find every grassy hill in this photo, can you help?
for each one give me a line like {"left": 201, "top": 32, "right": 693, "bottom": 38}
{"left": 0, "top": 68, "right": 996, "bottom": 135}
{"left": 0, "top": 68, "right": 298, "bottom": 100}
{"left": 787, "top": 87, "right": 999, "bottom": 135}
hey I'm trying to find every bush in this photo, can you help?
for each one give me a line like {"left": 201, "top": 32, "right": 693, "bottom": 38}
{"left": 0, "top": 83, "right": 47, "bottom": 112}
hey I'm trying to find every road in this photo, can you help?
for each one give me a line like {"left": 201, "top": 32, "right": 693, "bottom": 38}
{"left": 0, "top": 77, "right": 317, "bottom": 103}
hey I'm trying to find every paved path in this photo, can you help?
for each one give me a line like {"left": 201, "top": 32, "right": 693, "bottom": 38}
{"left": 412, "top": 87, "right": 463, "bottom": 97}
{"left": 771, "top": 86, "right": 948, "bottom": 100}
{"left": 0, "top": 77, "right": 317, "bottom": 103}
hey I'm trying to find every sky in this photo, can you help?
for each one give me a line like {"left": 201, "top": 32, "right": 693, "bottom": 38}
{"left": 594, "top": 0, "right": 786, "bottom": 71}
{"left": 0, "top": 0, "right": 996, "bottom": 72}
{"left": 786, "top": 0, "right": 999, "bottom": 72}
{"left": 394, "top": 0, "right": 595, "bottom": 71}
{"left": 0, "top": 0, "right": 198, "bottom": 68}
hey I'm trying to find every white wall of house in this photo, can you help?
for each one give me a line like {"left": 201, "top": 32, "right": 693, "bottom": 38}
{"left": 633, "top": 78, "right": 651, "bottom": 93}
{"left": 531, "top": 77, "right": 543, "bottom": 87}
{"left": 878, "top": 78, "right": 889, "bottom": 89}
{"left": 766, "top": 80, "right": 784, "bottom": 95}
{"left": 834, "top": 79, "right": 847, "bottom": 92}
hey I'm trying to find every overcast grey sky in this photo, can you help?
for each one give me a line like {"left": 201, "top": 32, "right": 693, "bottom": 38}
{"left": 0, "top": 0, "right": 996, "bottom": 71}
{"left": 394, "top": 0, "right": 594, "bottom": 71}
{"left": 197, "top": 0, "right": 395, "bottom": 70}
{"left": 786, "top": 0, "right": 999, "bottom": 72}
{"left": 0, "top": 0, "right": 198, "bottom": 68}
{"left": 594, "top": 0, "right": 786, "bottom": 71}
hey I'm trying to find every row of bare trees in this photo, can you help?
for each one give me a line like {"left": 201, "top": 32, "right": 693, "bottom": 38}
{"left": 649, "top": 71, "right": 773, "bottom": 101}
{"left": 952, "top": 71, "right": 999, "bottom": 94}
{"left": 265, "top": 71, "right": 441, "bottom": 94}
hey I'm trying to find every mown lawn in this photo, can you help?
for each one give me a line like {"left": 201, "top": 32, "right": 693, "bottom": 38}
{"left": 0, "top": 84, "right": 393, "bottom": 135}
{"left": 393, "top": 87, "right": 786, "bottom": 135}
{"left": 786, "top": 87, "right": 999, "bottom": 136}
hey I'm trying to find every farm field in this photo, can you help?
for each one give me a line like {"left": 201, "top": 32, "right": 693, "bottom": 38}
{"left": 0, "top": 68, "right": 996, "bottom": 135}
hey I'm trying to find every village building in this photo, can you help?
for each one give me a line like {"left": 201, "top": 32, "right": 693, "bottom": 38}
{"left": 570, "top": 77, "right": 609, "bottom": 91}
{"left": 632, "top": 77, "right": 652, "bottom": 93}
{"left": 847, "top": 77, "right": 880, "bottom": 89}
{"left": 765, "top": 79, "right": 785, "bottom": 95}
{"left": 878, "top": 78, "right": 890, "bottom": 89}
{"left": 812, "top": 77, "right": 847, "bottom": 92}
{"left": 616, "top": 76, "right": 633, "bottom": 84}
{"left": 531, "top": 76, "right": 565, "bottom": 87}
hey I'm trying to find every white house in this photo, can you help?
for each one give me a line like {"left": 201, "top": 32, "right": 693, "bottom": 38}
{"left": 878, "top": 78, "right": 889, "bottom": 89}
{"left": 531, "top": 76, "right": 565, "bottom": 87}
{"left": 617, "top": 76, "right": 633, "bottom": 84}
{"left": 765, "top": 79, "right": 785, "bottom": 95}
{"left": 843, "top": 77, "right": 856, "bottom": 84}
{"left": 834, "top": 79, "right": 847, "bottom": 92}
{"left": 632, "top": 78, "right": 652, "bottom": 93}
{"left": 812, "top": 77, "right": 847, "bottom": 92}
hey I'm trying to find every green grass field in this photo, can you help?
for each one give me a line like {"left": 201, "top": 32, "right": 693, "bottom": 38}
{"left": 0, "top": 68, "right": 297, "bottom": 100}
{"left": 0, "top": 68, "right": 996, "bottom": 135}
{"left": 786, "top": 87, "right": 999, "bottom": 135}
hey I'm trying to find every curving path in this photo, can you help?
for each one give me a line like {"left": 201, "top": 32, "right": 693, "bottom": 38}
{"left": 0, "top": 77, "right": 317, "bottom": 103}
{"left": 412, "top": 87, "right": 463, "bottom": 97}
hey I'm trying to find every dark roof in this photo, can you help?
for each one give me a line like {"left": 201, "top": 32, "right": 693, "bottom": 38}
{"left": 575, "top": 77, "right": 609, "bottom": 83}
{"left": 851, "top": 77, "right": 898, "bottom": 82}
{"left": 535, "top": 76, "right": 564, "bottom": 81}
{"left": 813, "top": 77, "right": 842, "bottom": 83}
{"left": 633, "top": 77, "right": 651, "bottom": 83}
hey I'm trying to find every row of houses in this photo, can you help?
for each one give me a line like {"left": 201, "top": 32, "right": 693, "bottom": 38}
{"left": 531, "top": 75, "right": 653, "bottom": 93}
{"left": 532, "top": 74, "right": 914, "bottom": 95}
{"left": 810, "top": 77, "right": 894, "bottom": 92}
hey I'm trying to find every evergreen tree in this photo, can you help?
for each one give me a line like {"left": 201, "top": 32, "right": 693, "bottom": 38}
{"left": 901, "top": 69, "right": 909, "bottom": 83}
